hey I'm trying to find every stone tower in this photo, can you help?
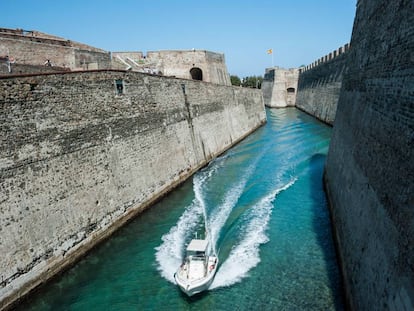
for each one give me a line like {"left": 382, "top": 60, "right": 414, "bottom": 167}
{"left": 261, "top": 67, "right": 299, "bottom": 108}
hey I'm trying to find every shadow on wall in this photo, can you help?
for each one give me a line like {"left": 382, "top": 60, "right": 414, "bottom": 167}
{"left": 309, "top": 153, "right": 345, "bottom": 310}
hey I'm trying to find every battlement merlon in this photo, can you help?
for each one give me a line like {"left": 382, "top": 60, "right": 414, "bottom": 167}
{"left": 300, "top": 43, "right": 350, "bottom": 73}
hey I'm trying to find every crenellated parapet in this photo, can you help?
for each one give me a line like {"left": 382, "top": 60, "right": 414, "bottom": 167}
{"left": 299, "top": 43, "right": 350, "bottom": 73}
{"left": 295, "top": 43, "right": 350, "bottom": 124}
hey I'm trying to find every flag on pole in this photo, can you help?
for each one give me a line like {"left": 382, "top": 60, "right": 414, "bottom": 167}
{"left": 267, "top": 49, "right": 274, "bottom": 67}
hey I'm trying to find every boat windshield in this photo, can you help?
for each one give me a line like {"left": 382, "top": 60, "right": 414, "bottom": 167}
{"left": 187, "top": 250, "right": 205, "bottom": 257}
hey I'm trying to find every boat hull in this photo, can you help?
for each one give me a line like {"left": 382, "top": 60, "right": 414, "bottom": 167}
{"left": 174, "top": 256, "right": 218, "bottom": 297}
{"left": 175, "top": 272, "right": 215, "bottom": 297}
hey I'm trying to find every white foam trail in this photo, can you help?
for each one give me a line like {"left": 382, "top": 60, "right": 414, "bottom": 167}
{"left": 210, "top": 178, "right": 297, "bottom": 289}
{"left": 193, "top": 172, "right": 210, "bottom": 247}
{"left": 155, "top": 152, "right": 294, "bottom": 289}
{"left": 155, "top": 160, "right": 224, "bottom": 283}
{"left": 155, "top": 201, "right": 202, "bottom": 283}
{"left": 193, "top": 155, "right": 253, "bottom": 255}
{"left": 208, "top": 159, "right": 258, "bottom": 255}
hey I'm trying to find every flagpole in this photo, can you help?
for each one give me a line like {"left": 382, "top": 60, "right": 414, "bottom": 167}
{"left": 272, "top": 50, "right": 274, "bottom": 67}
{"left": 267, "top": 49, "right": 274, "bottom": 67}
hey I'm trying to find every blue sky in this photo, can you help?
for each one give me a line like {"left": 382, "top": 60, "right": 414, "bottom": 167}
{"left": 1, "top": 0, "right": 356, "bottom": 77}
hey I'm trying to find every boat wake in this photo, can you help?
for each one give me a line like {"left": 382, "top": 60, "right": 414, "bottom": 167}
{"left": 202, "top": 156, "right": 259, "bottom": 256}
{"left": 155, "top": 153, "right": 297, "bottom": 290}
{"left": 154, "top": 199, "right": 203, "bottom": 283}
{"left": 155, "top": 160, "right": 224, "bottom": 283}
{"left": 210, "top": 178, "right": 296, "bottom": 289}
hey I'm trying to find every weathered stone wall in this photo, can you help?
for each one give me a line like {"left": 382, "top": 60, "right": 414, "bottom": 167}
{"left": 0, "top": 29, "right": 230, "bottom": 85}
{"left": 0, "top": 62, "right": 70, "bottom": 75}
{"left": 0, "top": 28, "right": 111, "bottom": 70}
{"left": 295, "top": 45, "right": 349, "bottom": 125}
{"left": 204, "top": 51, "right": 232, "bottom": 86}
{"left": 325, "top": 0, "right": 414, "bottom": 309}
{"left": 111, "top": 51, "right": 145, "bottom": 71}
{"left": 0, "top": 70, "right": 265, "bottom": 309}
{"left": 73, "top": 49, "right": 111, "bottom": 70}
{"left": 114, "top": 50, "right": 232, "bottom": 85}
{"left": 262, "top": 67, "right": 299, "bottom": 108}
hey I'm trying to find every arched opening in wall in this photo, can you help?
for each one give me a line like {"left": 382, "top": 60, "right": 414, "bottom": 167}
{"left": 190, "top": 67, "right": 203, "bottom": 81}
{"left": 286, "top": 87, "right": 296, "bottom": 106}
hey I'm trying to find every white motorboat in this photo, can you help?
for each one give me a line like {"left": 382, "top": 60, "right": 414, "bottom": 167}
{"left": 174, "top": 239, "right": 218, "bottom": 296}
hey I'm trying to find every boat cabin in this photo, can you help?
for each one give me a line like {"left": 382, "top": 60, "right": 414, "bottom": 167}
{"left": 186, "top": 239, "right": 208, "bottom": 257}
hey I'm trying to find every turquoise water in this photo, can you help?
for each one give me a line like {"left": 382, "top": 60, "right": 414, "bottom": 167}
{"left": 17, "top": 108, "right": 343, "bottom": 310}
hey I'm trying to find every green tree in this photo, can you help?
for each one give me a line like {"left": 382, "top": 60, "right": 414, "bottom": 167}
{"left": 242, "top": 76, "right": 263, "bottom": 89}
{"left": 230, "top": 75, "right": 241, "bottom": 86}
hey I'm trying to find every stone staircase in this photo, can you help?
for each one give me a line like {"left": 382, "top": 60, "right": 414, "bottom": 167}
{"left": 112, "top": 53, "right": 158, "bottom": 74}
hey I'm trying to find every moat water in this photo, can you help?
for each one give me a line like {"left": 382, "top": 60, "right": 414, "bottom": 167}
{"left": 17, "top": 108, "right": 344, "bottom": 310}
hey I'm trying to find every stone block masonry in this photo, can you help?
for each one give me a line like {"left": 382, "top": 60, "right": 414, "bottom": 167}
{"left": 324, "top": 0, "right": 413, "bottom": 309}
{"left": 262, "top": 67, "right": 299, "bottom": 108}
{"left": 0, "top": 70, "right": 266, "bottom": 309}
{"left": 113, "top": 50, "right": 232, "bottom": 86}
{"left": 0, "top": 28, "right": 111, "bottom": 71}
{"left": 295, "top": 44, "right": 349, "bottom": 125}
{"left": 1, "top": 28, "right": 231, "bottom": 86}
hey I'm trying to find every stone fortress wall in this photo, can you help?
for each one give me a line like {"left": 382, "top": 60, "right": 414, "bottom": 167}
{"left": 0, "top": 28, "right": 111, "bottom": 71}
{"left": 112, "top": 50, "right": 232, "bottom": 85}
{"left": 0, "top": 70, "right": 265, "bottom": 310}
{"left": 295, "top": 44, "right": 350, "bottom": 125}
{"left": 263, "top": 1, "right": 413, "bottom": 308}
{"left": 0, "top": 28, "right": 231, "bottom": 85}
{"left": 261, "top": 43, "right": 348, "bottom": 118}
{"left": 324, "top": 0, "right": 414, "bottom": 309}
{"left": 261, "top": 67, "right": 299, "bottom": 108}
{"left": 4, "top": 2, "right": 413, "bottom": 307}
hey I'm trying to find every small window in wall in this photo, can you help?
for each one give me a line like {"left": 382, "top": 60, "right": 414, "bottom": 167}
{"left": 115, "top": 79, "right": 124, "bottom": 95}
{"left": 190, "top": 67, "right": 203, "bottom": 81}
{"left": 287, "top": 87, "right": 295, "bottom": 93}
